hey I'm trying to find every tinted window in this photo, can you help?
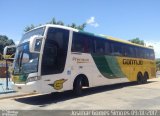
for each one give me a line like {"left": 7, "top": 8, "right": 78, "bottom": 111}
{"left": 124, "top": 45, "right": 136, "bottom": 57}
{"left": 149, "top": 49, "right": 155, "bottom": 60}
{"left": 135, "top": 47, "right": 142, "bottom": 58}
{"left": 111, "top": 42, "right": 124, "bottom": 56}
{"left": 136, "top": 47, "right": 147, "bottom": 58}
{"left": 104, "top": 40, "right": 111, "bottom": 55}
{"left": 95, "top": 38, "right": 105, "bottom": 54}
{"left": 72, "top": 33, "right": 155, "bottom": 60}
{"left": 144, "top": 49, "right": 149, "bottom": 59}
{"left": 71, "top": 32, "right": 94, "bottom": 53}
{"left": 41, "top": 28, "right": 69, "bottom": 75}
{"left": 134, "top": 47, "right": 155, "bottom": 60}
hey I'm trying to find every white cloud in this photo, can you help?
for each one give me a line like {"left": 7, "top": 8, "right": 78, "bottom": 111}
{"left": 146, "top": 41, "right": 160, "bottom": 58}
{"left": 86, "top": 16, "right": 99, "bottom": 28}
{"left": 86, "top": 17, "right": 95, "bottom": 24}
{"left": 15, "top": 41, "right": 19, "bottom": 45}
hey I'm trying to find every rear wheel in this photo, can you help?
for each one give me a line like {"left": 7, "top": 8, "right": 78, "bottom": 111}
{"left": 137, "top": 73, "right": 144, "bottom": 84}
{"left": 143, "top": 72, "right": 148, "bottom": 84}
{"left": 73, "top": 77, "right": 83, "bottom": 96}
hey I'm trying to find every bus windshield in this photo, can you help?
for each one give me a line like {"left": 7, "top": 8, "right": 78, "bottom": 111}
{"left": 13, "top": 27, "right": 45, "bottom": 75}
{"left": 13, "top": 42, "right": 39, "bottom": 75}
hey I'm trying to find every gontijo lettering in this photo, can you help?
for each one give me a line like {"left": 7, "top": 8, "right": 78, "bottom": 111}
{"left": 123, "top": 59, "right": 143, "bottom": 65}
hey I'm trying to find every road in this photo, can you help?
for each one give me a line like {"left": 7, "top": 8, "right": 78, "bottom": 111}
{"left": 0, "top": 76, "right": 160, "bottom": 110}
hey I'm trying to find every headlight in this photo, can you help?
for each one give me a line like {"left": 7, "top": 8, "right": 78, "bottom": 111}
{"left": 26, "top": 76, "right": 41, "bottom": 83}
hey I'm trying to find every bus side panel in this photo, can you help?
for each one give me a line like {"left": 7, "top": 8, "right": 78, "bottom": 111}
{"left": 117, "top": 57, "right": 156, "bottom": 81}
{"left": 70, "top": 54, "right": 129, "bottom": 88}
{"left": 70, "top": 53, "right": 96, "bottom": 87}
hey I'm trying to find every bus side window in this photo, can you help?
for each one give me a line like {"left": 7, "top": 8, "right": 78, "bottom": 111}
{"left": 104, "top": 41, "right": 111, "bottom": 55}
{"left": 89, "top": 38, "right": 95, "bottom": 53}
{"left": 149, "top": 49, "right": 155, "bottom": 60}
{"left": 145, "top": 49, "right": 149, "bottom": 59}
{"left": 131, "top": 47, "right": 136, "bottom": 58}
{"left": 141, "top": 48, "right": 145, "bottom": 59}
{"left": 124, "top": 45, "right": 129, "bottom": 57}
{"left": 83, "top": 36, "right": 93, "bottom": 53}
{"left": 72, "top": 33, "right": 83, "bottom": 53}
{"left": 135, "top": 47, "right": 141, "bottom": 58}
{"left": 124, "top": 46, "right": 136, "bottom": 58}
{"left": 95, "top": 38, "right": 105, "bottom": 54}
{"left": 71, "top": 32, "right": 94, "bottom": 53}
{"left": 111, "top": 42, "right": 123, "bottom": 56}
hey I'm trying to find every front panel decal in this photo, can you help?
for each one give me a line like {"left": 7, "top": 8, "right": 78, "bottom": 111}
{"left": 12, "top": 74, "right": 28, "bottom": 83}
{"left": 49, "top": 79, "right": 67, "bottom": 90}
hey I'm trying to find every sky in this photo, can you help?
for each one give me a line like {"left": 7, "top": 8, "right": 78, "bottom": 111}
{"left": 0, "top": 0, "right": 160, "bottom": 58}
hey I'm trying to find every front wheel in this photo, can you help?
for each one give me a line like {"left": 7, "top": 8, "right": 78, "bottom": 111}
{"left": 73, "top": 78, "right": 83, "bottom": 96}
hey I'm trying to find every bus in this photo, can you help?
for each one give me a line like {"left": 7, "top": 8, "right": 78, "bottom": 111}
{"left": 11, "top": 24, "right": 156, "bottom": 95}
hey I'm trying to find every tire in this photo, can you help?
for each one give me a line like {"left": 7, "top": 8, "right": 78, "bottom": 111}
{"left": 143, "top": 73, "right": 148, "bottom": 84}
{"left": 137, "top": 73, "right": 143, "bottom": 84}
{"left": 73, "top": 77, "right": 83, "bottom": 96}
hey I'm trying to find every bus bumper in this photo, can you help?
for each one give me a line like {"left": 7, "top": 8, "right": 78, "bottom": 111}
{"left": 12, "top": 81, "right": 42, "bottom": 94}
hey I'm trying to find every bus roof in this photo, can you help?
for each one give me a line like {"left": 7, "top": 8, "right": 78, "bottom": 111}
{"left": 27, "top": 24, "right": 153, "bottom": 50}
{"left": 79, "top": 30, "right": 153, "bottom": 50}
{"left": 25, "top": 24, "right": 79, "bottom": 35}
{"left": 99, "top": 34, "right": 153, "bottom": 49}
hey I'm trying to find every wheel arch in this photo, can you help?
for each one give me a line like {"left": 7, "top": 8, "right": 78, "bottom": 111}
{"left": 144, "top": 71, "right": 149, "bottom": 79}
{"left": 73, "top": 74, "right": 89, "bottom": 88}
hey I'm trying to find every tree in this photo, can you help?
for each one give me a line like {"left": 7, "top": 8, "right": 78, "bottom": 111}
{"left": 129, "top": 38, "right": 145, "bottom": 45}
{"left": 148, "top": 45, "right": 153, "bottom": 48}
{"left": 0, "top": 35, "right": 15, "bottom": 59}
{"left": 49, "top": 17, "right": 57, "bottom": 24}
{"left": 67, "top": 22, "right": 86, "bottom": 30}
{"left": 156, "top": 59, "right": 160, "bottom": 64}
{"left": 24, "top": 24, "right": 35, "bottom": 32}
{"left": 156, "top": 59, "right": 160, "bottom": 71}
{"left": 77, "top": 23, "right": 86, "bottom": 31}
{"left": 47, "top": 18, "right": 64, "bottom": 25}
{"left": 24, "top": 17, "right": 86, "bottom": 32}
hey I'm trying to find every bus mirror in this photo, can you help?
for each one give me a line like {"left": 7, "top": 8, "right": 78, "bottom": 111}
{"left": 29, "top": 35, "right": 43, "bottom": 53}
{"left": 3, "top": 45, "right": 16, "bottom": 60}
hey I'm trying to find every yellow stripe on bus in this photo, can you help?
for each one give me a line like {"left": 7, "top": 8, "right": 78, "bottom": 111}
{"left": 117, "top": 57, "right": 156, "bottom": 81}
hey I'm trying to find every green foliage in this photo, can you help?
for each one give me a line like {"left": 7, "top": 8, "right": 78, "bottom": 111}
{"left": 156, "top": 59, "right": 160, "bottom": 71}
{"left": 156, "top": 59, "right": 160, "bottom": 64}
{"left": 68, "top": 23, "right": 86, "bottom": 31}
{"left": 47, "top": 18, "right": 64, "bottom": 26}
{"left": 148, "top": 45, "right": 153, "bottom": 48}
{"left": 24, "top": 24, "right": 35, "bottom": 32}
{"left": 24, "top": 17, "right": 86, "bottom": 32}
{"left": 0, "top": 35, "right": 15, "bottom": 59}
{"left": 129, "top": 38, "right": 145, "bottom": 45}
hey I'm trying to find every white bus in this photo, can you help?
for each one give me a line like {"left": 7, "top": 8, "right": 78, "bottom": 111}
{"left": 12, "top": 24, "right": 156, "bottom": 95}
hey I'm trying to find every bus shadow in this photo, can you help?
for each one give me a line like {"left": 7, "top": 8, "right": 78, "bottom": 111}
{"left": 14, "top": 81, "right": 156, "bottom": 106}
